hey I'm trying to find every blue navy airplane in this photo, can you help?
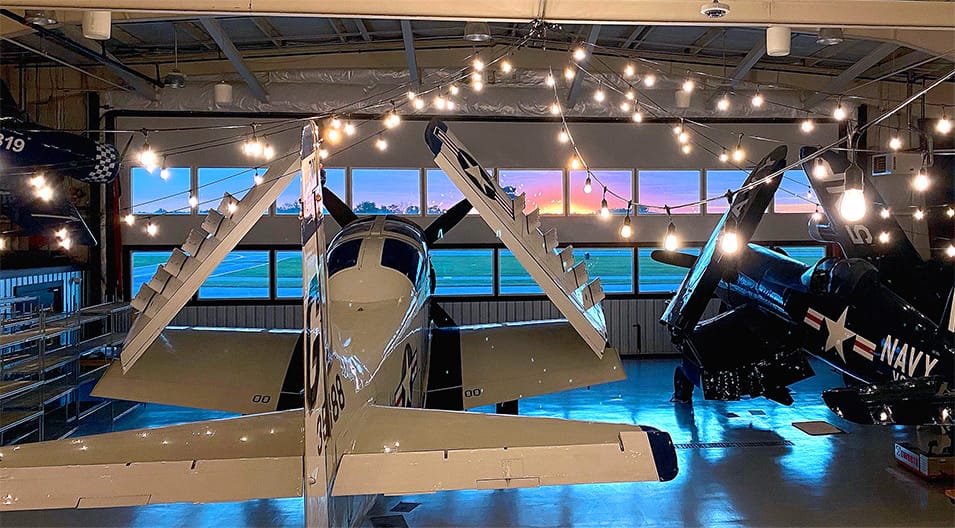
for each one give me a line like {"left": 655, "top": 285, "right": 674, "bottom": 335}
{"left": 656, "top": 145, "right": 954, "bottom": 427}
{"left": 1, "top": 80, "right": 119, "bottom": 245}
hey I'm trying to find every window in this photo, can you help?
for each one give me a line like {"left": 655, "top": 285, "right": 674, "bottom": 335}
{"left": 638, "top": 247, "right": 700, "bottom": 293}
{"left": 328, "top": 239, "right": 362, "bottom": 276}
{"left": 705, "top": 170, "right": 748, "bottom": 214}
{"left": 498, "top": 169, "right": 563, "bottom": 215}
{"left": 129, "top": 251, "right": 173, "bottom": 296}
{"left": 572, "top": 248, "right": 633, "bottom": 293}
{"left": 381, "top": 239, "right": 422, "bottom": 284}
{"left": 352, "top": 169, "right": 420, "bottom": 214}
{"left": 430, "top": 249, "right": 494, "bottom": 296}
{"left": 638, "top": 170, "right": 701, "bottom": 214}
{"left": 198, "top": 251, "right": 270, "bottom": 299}
{"left": 131, "top": 167, "right": 190, "bottom": 215}
{"left": 774, "top": 170, "right": 817, "bottom": 213}
{"left": 498, "top": 249, "right": 542, "bottom": 294}
{"left": 778, "top": 245, "right": 825, "bottom": 267}
{"left": 275, "top": 250, "right": 303, "bottom": 298}
{"left": 569, "top": 170, "right": 632, "bottom": 215}
{"left": 197, "top": 167, "right": 257, "bottom": 214}
{"left": 426, "top": 169, "right": 474, "bottom": 215}
{"left": 275, "top": 168, "right": 346, "bottom": 215}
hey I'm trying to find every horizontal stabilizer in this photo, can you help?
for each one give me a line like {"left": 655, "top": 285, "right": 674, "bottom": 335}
{"left": 93, "top": 327, "right": 302, "bottom": 414}
{"left": 650, "top": 250, "right": 697, "bottom": 269}
{"left": 822, "top": 376, "right": 953, "bottom": 426}
{"left": 0, "top": 411, "right": 303, "bottom": 511}
{"left": 332, "top": 404, "right": 677, "bottom": 496}
{"left": 427, "top": 320, "right": 625, "bottom": 410}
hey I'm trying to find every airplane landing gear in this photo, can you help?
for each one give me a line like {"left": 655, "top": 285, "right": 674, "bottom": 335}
{"left": 671, "top": 366, "right": 694, "bottom": 404}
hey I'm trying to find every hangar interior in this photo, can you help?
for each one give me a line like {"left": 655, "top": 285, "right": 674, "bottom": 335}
{"left": 0, "top": 2, "right": 953, "bottom": 527}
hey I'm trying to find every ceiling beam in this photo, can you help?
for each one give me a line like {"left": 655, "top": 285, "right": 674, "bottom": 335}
{"left": 399, "top": 19, "right": 419, "bottom": 87}
{"left": 175, "top": 21, "right": 216, "bottom": 51}
{"left": 728, "top": 41, "right": 766, "bottom": 88}
{"left": 687, "top": 28, "right": 723, "bottom": 55}
{"left": 865, "top": 50, "right": 934, "bottom": 79}
{"left": 627, "top": 26, "right": 655, "bottom": 49}
{"left": 353, "top": 19, "right": 371, "bottom": 41}
{"left": 251, "top": 17, "right": 283, "bottom": 48}
{"left": 4, "top": 1, "right": 954, "bottom": 30}
{"left": 329, "top": 18, "right": 349, "bottom": 43}
{"left": 566, "top": 25, "right": 602, "bottom": 106}
{"left": 197, "top": 17, "right": 269, "bottom": 102}
{"left": 804, "top": 41, "right": 854, "bottom": 68}
{"left": 804, "top": 42, "right": 900, "bottom": 108}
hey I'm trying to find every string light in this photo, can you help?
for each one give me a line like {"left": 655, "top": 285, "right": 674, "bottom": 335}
{"left": 946, "top": 207, "right": 954, "bottom": 218}
{"left": 620, "top": 204, "right": 633, "bottom": 238}
{"left": 880, "top": 208, "right": 891, "bottom": 219}
{"left": 146, "top": 222, "right": 158, "bottom": 236}
{"left": 888, "top": 135, "right": 903, "bottom": 151}
{"left": 325, "top": 128, "right": 342, "bottom": 144}
{"left": 550, "top": 103, "right": 561, "bottom": 115}
{"left": 751, "top": 88, "right": 764, "bottom": 108}
{"left": 572, "top": 46, "right": 587, "bottom": 61}
{"left": 472, "top": 79, "right": 484, "bottom": 92}
{"left": 545, "top": 74, "right": 555, "bottom": 87}
{"left": 472, "top": 57, "right": 484, "bottom": 71}
{"left": 434, "top": 95, "right": 448, "bottom": 110}
{"left": 227, "top": 201, "right": 238, "bottom": 214}
{"left": 937, "top": 110, "right": 952, "bottom": 134}
{"left": 36, "top": 184, "right": 54, "bottom": 201}
{"left": 643, "top": 73, "right": 656, "bottom": 87}
{"left": 564, "top": 66, "right": 576, "bottom": 80}
{"left": 54, "top": 227, "right": 67, "bottom": 240}
{"left": 242, "top": 127, "right": 264, "bottom": 158}
{"left": 29, "top": 174, "right": 45, "bottom": 188}
{"left": 593, "top": 87, "right": 606, "bottom": 103}
{"left": 375, "top": 137, "right": 388, "bottom": 151}
{"left": 600, "top": 188, "right": 610, "bottom": 218}
{"left": 139, "top": 132, "right": 158, "bottom": 171}
{"left": 912, "top": 170, "right": 930, "bottom": 192}
{"left": 833, "top": 102, "right": 848, "bottom": 121}
{"left": 717, "top": 94, "right": 730, "bottom": 112}
{"left": 801, "top": 119, "right": 815, "bottom": 133}
{"left": 914, "top": 208, "right": 925, "bottom": 220}
{"left": 500, "top": 59, "right": 513, "bottom": 73}
{"left": 620, "top": 101, "right": 632, "bottom": 112}
{"left": 732, "top": 134, "right": 745, "bottom": 162}
{"left": 570, "top": 156, "right": 582, "bottom": 170}
{"left": 719, "top": 149, "right": 729, "bottom": 163}
{"left": 0, "top": 237, "right": 6, "bottom": 251}
{"left": 318, "top": 149, "right": 329, "bottom": 159}
{"left": 624, "top": 64, "right": 635, "bottom": 78}
{"left": 840, "top": 162, "right": 866, "bottom": 221}
{"left": 189, "top": 195, "right": 198, "bottom": 208}
{"left": 449, "top": 84, "right": 460, "bottom": 95}
{"left": 812, "top": 207, "right": 824, "bottom": 221}
{"left": 664, "top": 212, "right": 679, "bottom": 251}
{"left": 812, "top": 158, "right": 829, "bottom": 179}
{"left": 58, "top": 237, "right": 72, "bottom": 250}
{"left": 160, "top": 158, "right": 170, "bottom": 180}
{"left": 878, "top": 231, "right": 890, "bottom": 244}
{"left": 384, "top": 106, "right": 401, "bottom": 128}
{"left": 123, "top": 214, "right": 135, "bottom": 226}
{"left": 946, "top": 244, "right": 955, "bottom": 258}
{"left": 406, "top": 90, "right": 416, "bottom": 101}
{"left": 330, "top": 117, "right": 342, "bottom": 129}
{"left": 681, "top": 144, "right": 692, "bottom": 155}
{"left": 583, "top": 175, "right": 593, "bottom": 194}
{"left": 631, "top": 108, "right": 644, "bottom": 123}
{"left": 678, "top": 130, "right": 690, "bottom": 144}
{"left": 721, "top": 227, "right": 740, "bottom": 254}
{"left": 558, "top": 130, "right": 569, "bottom": 143}
{"left": 682, "top": 78, "right": 695, "bottom": 93}
{"left": 625, "top": 90, "right": 635, "bottom": 100}
{"left": 253, "top": 169, "right": 264, "bottom": 185}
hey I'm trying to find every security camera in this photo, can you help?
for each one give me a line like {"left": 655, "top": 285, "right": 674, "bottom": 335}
{"left": 700, "top": 0, "right": 730, "bottom": 18}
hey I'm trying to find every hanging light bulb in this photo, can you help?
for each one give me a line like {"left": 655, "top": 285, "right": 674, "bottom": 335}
{"left": 375, "top": 138, "right": 388, "bottom": 151}
{"left": 159, "top": 158, "right": 170, "bottom": 180}
{"left": 189, "top": 195, "right": 198, "bottom": 208}
{"left": 330, "top": 117, "right": 342, "bottom": 130}
{"left": 732, "top": 134, "right": 745, "bottom": 162}
{"left": 682, "top": 78, "right": 695, "bottom": 93}
{"left": 631, "top": 108, "right": 644, "bottom": 123}
{"left": 472, "top": 57, "right": 484, "bottom": 71}
{"left": 343, "top": 122, "right": 356, "bottom": 136}
{"left": 253, "top": 170, "right": 264, "bottom": 185}
{"left": 54, "top": 227, "right": 67, "bottom": 240}
{"left": 672, "top": 124, "right": 683, "bottom": 135}
{"left": 620, "top": 101, "right": 632, "bottom": 112}
{"left": 625, "top": 90, "right": 635, "bottom": 100}
{"left": 721, "top": 228, "right": 739, "bottom": 254}
{"left": 624, "top": 64, "right": 636, "bottom": 78}
{"left": 471, "top": 71, "right": 483, "bottom": 83}
{"left": 558, "top": 130, "right": 569, "bottom": 143}
{"left": 318, "top": 149, "right": 329, "bottom": 159}
{"left": 593, "top": 88, "right": 606, "bottom": 103}
{"left": 545, "top": 74, "right": 555, "bottom": 87}
{"left": 913, "top": 208, "right": 925, "bottom": 220}
{"left": 600, "top": 189, "right": 610, "bottom": 218}
{"left": 36, "top": 185, "right": 54, "bottom": 201}
{"left": 620, "top": 213, "right": 633, "bottom": 238}
{"left": 472, "top": 80, "right": 484, "bottom": 92}
{"left": 550, "top": 102, "right": 561, "bottom": 115}
{"left": 570, "top": 156, "right": 582, "bottom": 170}
{"left": 812, "top": 207, "right": 824, "bottom": 221}
{"left": 406, "top": 90, "right": 416, "bottom": 101}
{"left": 681, "top": 144, "right": 692, "bottom": 155}
{"left": 500, "top": 59, "right": 513, "bottom": 73}
{"left": 801, "top": 119, "right": 815, "bottom": 133}
{"left": 572, "top": 46, "right": 586, "bottom": 61}
{"left": 946, "top": 207, "right": 954, "bottom": 218}
{"left": 434, "top": 95, "right": 448, "bottom": 110}
{"left": 227, "top": 201, "right": 238, "bottom": 214}
{"left": 643, "top": 73, "right": 656, "bottom": 87}
{"left": 583, "top": 176, "right": 592, "bottom": 194}
{"left": 29, "top": 174, "right": 45, "bottom": 188}
{"left": 664, "top": 221, "right": 679, "bottom": 251}
{"left": 912, "top": 170, "right": 930, "bottom": 192}
{"left": 325, "top": 128, "right": 342, "bottom": 144}
{"left": 564, "top": 66, "right": 576, "bottom": 80}
{"left": 123, "top": 213, "right": 135, "bottom": 226}
{"left": 449, "top": 84, "right": 460, "bottom": 96}
{"left": 678, "top": 130, "right": 690, "bottom": 144}
{"left": 946, "top": 244, "right": 955, "bottom": 258}
{"left": 59, "top": 237, "right": 72, "bottom": 250}
{"left": 813, "top": 158, "right": 829, "bottom": 179}
{"left": 833, "top": 103, "right": 847, "bottom": 121}
{"left": 878, "top": 231, "right": 890, "bottom": 244}
{"left": 936, "top": 111, "right": 952, "bottom": 134}
{"left": 384, "top": 109, "right": 401, "bottom": 128}
{"left": 839, "top": 162, "right": 867, "bottom": 222}
{"left": 447, "top": 100, "right": 456, "bottom": 111}
{"left": 139, "top": 136, "right": 158, "bottom": 171}
{"left": 719, "top": 149, "right": 729, "bottom": 163}
{"left": 880, "top": 207, "right": 891, "bottom": 219}
{"left": 146, "top": 222, "right": 158, "bottom": 236}
{"left": 262, "top": 143, "right": 274, "bottom": 160}
{"left": 751, "top": 89, "right": 764, "bottom": 108}
{"left": 717, "top": 94, "right": 730, "bottom": 112}
{"left": 888, "top": 135, "right": 903, "bottom": 151}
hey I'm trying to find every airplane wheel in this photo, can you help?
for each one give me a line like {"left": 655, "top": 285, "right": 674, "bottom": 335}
{"left": 671, "top": 366, "right": 694, "bottom": 404}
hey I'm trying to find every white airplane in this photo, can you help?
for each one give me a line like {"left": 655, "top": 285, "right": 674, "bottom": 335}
{"left": 0, "top": 120, "right": 677, "bottom": 527}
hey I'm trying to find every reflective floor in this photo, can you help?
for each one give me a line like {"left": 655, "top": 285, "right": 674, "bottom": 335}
{"left": 4, "top": 358, "right": 953, "bottom": 527}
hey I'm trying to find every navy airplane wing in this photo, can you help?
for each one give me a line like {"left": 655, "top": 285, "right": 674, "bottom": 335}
{"left": 661, "top": 145, "right": 788, "bottom": 333}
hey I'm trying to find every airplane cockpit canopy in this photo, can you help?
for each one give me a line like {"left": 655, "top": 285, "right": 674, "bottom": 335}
{"left": 329, "top": 238, "right": 362, "bottom": 276}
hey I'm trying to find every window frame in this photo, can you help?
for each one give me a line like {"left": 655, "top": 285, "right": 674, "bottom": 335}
{"left": 350, "top": 167, "right": 424, "bottom": 216}
{"left": 568, "top": 168, "right": 635, "bottom": 216}
{"left": 636, "top": 168, "right": 704, "bottom": 215}
{"left": 497, "top": 167, "right": 567, "bottom": 216}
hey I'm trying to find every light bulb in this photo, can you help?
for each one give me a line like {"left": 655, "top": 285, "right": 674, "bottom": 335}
{"left": 878, "top": 231, "right": 890, "bottom": 244}
{"left": 664, "top": 223, "right": 679, "bottom": 251}
{"left": 946, "top": 207, "right": 954, "bottom": 217}
{"left": 247, "top": 138, "right": 263, "bottom": 157}
{"left": 880, "top": 208, "right": 890, "bottom": 219}
{"left": 600, "top": 198, "right": 610, "bottom": 217}
{"left": 123, "top": 214, "right": 135, "bottom": 226}
{"left": 472, "top": 57, "right": 484, "bottom": 71}
{"left": 447, "top": 100, "right": 456, "bottom": 110}
{"left": 384, "top": 112, "right": 400, "bottom": 128}
{"left": 160, "top": 163, "right": 170, "bottom": 180}
{"left": 833, "top": 104, "right": 847, "bottom": 121}
{"left": 721, "top": 230, "right": 739, "bottom": 254}
{"left": 813, "top": 158, "right": 829, "bottom": 179}
{"left": 189, "top": 195, "right": 198, "bottom": 207}
{"left": 945, "top": 244, "right": 955, "bottom": 258}
{"left": 631, "top": 110, "right": 643, "bottom": 123}
{"left": 751, "top": 92, "right": 764, "bottom": 108}
{"left": 406, "top": 91, "right": 416, "bottom": 101}
{"left": 888, "top": 136, "right": 902, "bottom": 151}
{"left": 330, "top": 117, "right": 342, "bottom": 129}
{"left": 717, "top": 95, "right": 730, "bottom": 111}
{"left": 564, "top": 66, "right": 576, "bottom": 80}
{"left": 59, "top": 237, "right": 72, "bottom": 250}
{"left": 36, "top": 185, "right": 53, "bottom": 201}
{"left": 434, "top": 95, "right": 447, "bottom": 110}
{"left": 912, "top": 171, "right": 930, "bottom": 192}
{"left": 839, "top": 189, "right": 867, "bottom": 222}
{"left": 620, "top": 101, "right": 631, "bottom": 112}
{"left": 227, "top": 201, "right": 237, "bottom": 214}
{"left": 573, "top": 47, "right": 586, "bottom": 61}
{"left": 620, "top": 216, "right": 632, "bottom": 238}
{"left": 624, "top": 64, "right": 635, "bottom": 78}
{"left": 801, "top": 119, "right": 815, "bottom": 133}
{"left": 344, "top": 123, "right": 356, "bottom": 136}
{"left": 263, "top": 145, "right": 274, "bottom": 160}
{"left": 570, "top": 157, "right": 582, "bottom": 170}
{"left": 325, "top": 128, "right": 341, "bottom": 143}
{"left": 643, "top": 73, "right": 656, "bottom": 87}
{"left": 583, "top": 177, "right": 592, "bottom": 194}
{"left": 914, "top": 208, "right": 925, "bottom": 220}
{"left": 254, "top": 173, "right": 264, "bottom": 185}
{"left": 375, "top": 138, "right": 388, "bottom": 151}
{"left": 472, "top": 80, "right": 484, "bottom": 92}
{"left": 318, "top": 149, "right": 329, "bottom": 159}
{"left": 719, "top": 150, "right": 729, "bottom": 163}
{"left": 558, "top": 130, "right": 569, "bottom": 143}
{"left": 673, "top": 125, "right": 682, "bottom": 135}
{"left": 550, "top": 103, "right": 560, "bottom": 115}
{"left": 732, "top": 147, "right": 745, "bottom": 162}
{"left": 937, "top": 115, "right": 952, "bottom": 134}
{"left": 449, "top": 84, "right": 460, "bottom": 95}
{"left": 0, "top": 238, "right": 6, "bottom": 251}
{"left": 812, "top": 209, "right": 824, "bottom": 221}
{"left": 678, "top": 131, "right": 689, "bottom": 144}
{"left": 146, "top": 223, "right": 158, "bottom": 236}
{"left": 29, "top": 174, "right": 45, "bottom": 188}
{"left": 625, "top": 90, "right": 635, "bottom": 100}
{"left": 471, "top": 71, "right": 483, "bottom": 83}
{"left": 681, "top": 144, "right": 692, "bottom": 155}
{"left": 682, "top": 79, "right": 695, "bottom": 93}
{"left": 593, "top": 89, "right": 605, "bottom": 103}
{"left": 54, "top": 227, "right": 67, "bottom": 239}
{"left": 500, "top": 60, "right": 512, "bottom": 73}
{"left": 139, "top": 142, "right": 158, "bottom": 170}
{"left": 545, "top": 74, "right": 555, "bottom": 87}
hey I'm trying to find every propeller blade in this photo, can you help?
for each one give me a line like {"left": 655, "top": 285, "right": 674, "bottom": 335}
{"left": 322, "top": 186, "right": 358, "bottom": 227}
{"left": 424, "top": 198, "right": 471, "bottom": 244}
{"left": 649, "top": 250, "right": 697, "bottom": 269}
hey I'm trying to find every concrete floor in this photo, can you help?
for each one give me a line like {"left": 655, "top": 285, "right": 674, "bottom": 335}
{"left": 3, "top": 358, "right": 953, "bottom": 527}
